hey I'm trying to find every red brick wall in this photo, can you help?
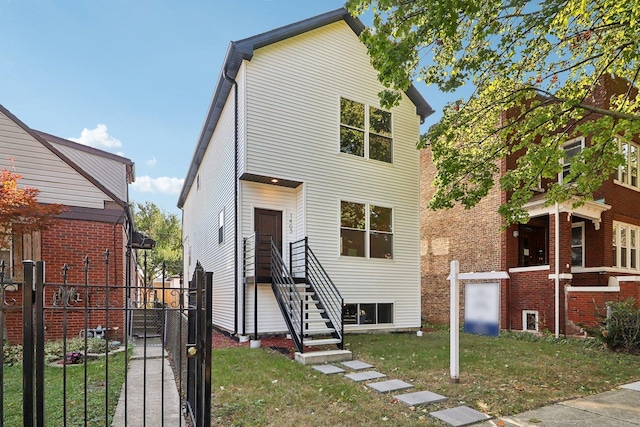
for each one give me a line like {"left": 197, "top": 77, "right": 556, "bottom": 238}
{"left": 4, "top": 217, "right": 128, "bottom": 343}
{"left": 420, "top": 149, "right": 502, "bottom": 324}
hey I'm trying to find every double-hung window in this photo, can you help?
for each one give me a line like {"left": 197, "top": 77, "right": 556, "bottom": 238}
{"left": 340, "top": 98, "right": 392, "bottom": 163}
{"left": 571, "top": 222, "right": 584, "bottom": 267}
{"left": 0, "top": 235, "right": 11, "bottom": 280}
{"left": 340, "top": 201, "right": 393, "bottom": 259}
{"left": 613, "top": 222, "right": 639, "bottom": 270}
{"left": 218, "top": 209, "right": 225, "bottom": 244}
{"left": 561, "top": 138, "right": 584, "bottom": 183}
{"left": 616, "top": 138, "right": 639, "bottom": 190}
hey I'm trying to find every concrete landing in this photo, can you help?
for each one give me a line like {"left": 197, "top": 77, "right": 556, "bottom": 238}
{"left": 294, "top": 349, "right": 352, "bottom": 365}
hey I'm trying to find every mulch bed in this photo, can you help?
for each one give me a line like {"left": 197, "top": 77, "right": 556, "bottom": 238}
{"left": 211, "top": 330, "right": 320, "bottom": 358}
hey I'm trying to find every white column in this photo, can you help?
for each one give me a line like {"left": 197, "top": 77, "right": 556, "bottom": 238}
{"left": 449, "top": 260, "right": 460, "bottom": 383}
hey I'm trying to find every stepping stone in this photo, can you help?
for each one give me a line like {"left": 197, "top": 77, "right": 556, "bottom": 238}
{"left": 341, "top": 360, "right": 373, "bottom": 370}
{"left": 621, "top": 381, "right": 640, "bottom": 391}
{"left": 312, "top": 364, "right": 345, "bottom": 375}
{"left": 345, "top": 371, "right": 386, "bottom": 382}
{"left": 394, "top": 390, "right": 447, "bottom": 406}
{"left": 430, "top": 406, "right": 490, "bottom": 427}
{"left": 367, "top": 379, "right": 413, "bottom": 394}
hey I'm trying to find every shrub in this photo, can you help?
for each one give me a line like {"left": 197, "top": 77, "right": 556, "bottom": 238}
{"left": 3, "top": 343, "right": 23, "bottom": 365}
{"left": 599, "top": 299, "right": 640, "bottom": 353}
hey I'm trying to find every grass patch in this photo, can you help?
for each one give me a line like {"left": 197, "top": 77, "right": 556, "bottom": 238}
{"left": 3, "top": 351, "right": 129, "bottom": 426}
{"left": 212, "top": 330, "right": 640, "bottom": 426}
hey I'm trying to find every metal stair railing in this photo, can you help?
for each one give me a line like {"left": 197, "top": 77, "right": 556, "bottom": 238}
{"left": 270, "top": 240, "right": 305, "bottom": 352}
{"left": 290, "top": 238, "right": 344, "bottom": 350}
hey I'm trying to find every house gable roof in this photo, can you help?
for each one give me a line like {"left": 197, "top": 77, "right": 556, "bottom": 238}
{"left": 0, "top": 104, "right": 131, "bottom": 207}
{"left": 178, "top": 7, "right": 434, "bottom": 208}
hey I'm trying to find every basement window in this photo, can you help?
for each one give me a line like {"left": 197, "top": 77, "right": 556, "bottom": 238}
{"left": 523, "top": 310, "right": 539, "bottom": 332}
{"left": 343, "top": 303, "right": 393, "bottom": 325}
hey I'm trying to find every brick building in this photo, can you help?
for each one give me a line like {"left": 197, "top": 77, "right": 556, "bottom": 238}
{"left": 0, "top": 104, "right": 139, "bottom": 343}
{"left": 421, "top": 76, "right": 640, "bottom": 335}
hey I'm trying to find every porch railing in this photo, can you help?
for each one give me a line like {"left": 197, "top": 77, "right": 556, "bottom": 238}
{"left": 290, "top": 238, "right": 344, "bottom": 349}
{"left": 270, "top": 240, "right": 305, "bottom": 352}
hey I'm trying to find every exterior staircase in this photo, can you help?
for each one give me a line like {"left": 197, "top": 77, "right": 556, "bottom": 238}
{"left": 129, "top": 306, "right": 163, "bottom": 338}
{"left": 243, "top": 234, "right": 346, "bottom": 360}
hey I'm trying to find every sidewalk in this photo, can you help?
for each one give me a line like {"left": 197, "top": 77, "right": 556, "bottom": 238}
{"left": 479, "top": 382, "right": 640, "bottom": 427}
{"left": 111, "top": 339, "right": 183, "bottom": 426}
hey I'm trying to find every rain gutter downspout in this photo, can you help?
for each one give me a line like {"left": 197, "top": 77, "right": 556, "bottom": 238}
{"left": 223, "top": 68, "right": 240, "bottom": 336}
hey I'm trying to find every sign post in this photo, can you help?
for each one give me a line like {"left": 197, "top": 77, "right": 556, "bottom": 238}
{"left": 449, "top": 260, "right": 460, "bottom": 383}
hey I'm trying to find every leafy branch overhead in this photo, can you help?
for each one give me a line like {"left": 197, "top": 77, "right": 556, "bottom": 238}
{"left": 348, "top": 0, "right": 640, "bottom": 224}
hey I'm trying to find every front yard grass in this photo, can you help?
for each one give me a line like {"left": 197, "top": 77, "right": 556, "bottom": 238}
{"left": 3, "top": 351, "right": 128, "bottom": 426}
{"left": 211, "top": 330, "right": 640, "bottom": 426}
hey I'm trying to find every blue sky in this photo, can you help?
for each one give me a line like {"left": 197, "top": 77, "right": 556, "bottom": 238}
{"left": 1, "top": 0, "right": 447, "bottom": 217}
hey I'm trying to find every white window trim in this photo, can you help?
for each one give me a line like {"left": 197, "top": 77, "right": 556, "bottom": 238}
{"left": 614, "top": 137, "right": 640, "bottom": 191}
{"left": 560, "top": 137, "right": 585, "bottom": 184}
{"left": 571, "top": 222, "right": 585, "bottom": 268}
{"left": 613, "top": 221, "right": 640, "bottom": 271}
{"left": 339, "top": 97, "right": 393, "bottom": 163}
{"left": 344, "top": 302, "right": 395, "bottom": 326}
{"left": 339, "top": 200, "right": 394, "bottom": 259}
{"left": 522, "top": 310, "right": 539, "bottom": 332}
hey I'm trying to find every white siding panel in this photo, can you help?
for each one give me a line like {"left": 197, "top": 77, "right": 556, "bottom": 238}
{"left": 244, "top": 21, "right": 422, "bottom": 330}
{"left": 181, "top": 90, "right": 237, "bottom": 332}
{"left": 50, "top": 142, "right": 128, "bottom": 202}
{"left": 0, "top": 112, "right": 113, "bottom": 208}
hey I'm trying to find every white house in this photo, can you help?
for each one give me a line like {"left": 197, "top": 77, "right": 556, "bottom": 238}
{"left": 178, "top": 8, "right": 433, "bottom": 352}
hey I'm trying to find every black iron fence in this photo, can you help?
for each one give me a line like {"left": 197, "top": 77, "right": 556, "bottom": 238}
{"left": 0, "top": 254, "right": 212, "bottom": 427}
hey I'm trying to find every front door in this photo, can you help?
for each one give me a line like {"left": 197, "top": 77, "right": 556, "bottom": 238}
{"left": 255, "top": 208, "right": 282, "bottom": 282}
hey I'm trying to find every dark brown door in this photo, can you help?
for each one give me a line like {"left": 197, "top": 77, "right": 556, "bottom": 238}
{"left": 255, "top": 208, "right": 282, "bottom": 281}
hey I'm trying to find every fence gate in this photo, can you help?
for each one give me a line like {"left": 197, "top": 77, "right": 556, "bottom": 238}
{"left": 0, "top": 254, "right": 213, "bottom": 426}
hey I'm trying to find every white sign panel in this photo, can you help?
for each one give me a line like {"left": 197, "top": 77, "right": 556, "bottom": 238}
{"left": 464, "top": 282, "right": 500, "bottom": 336}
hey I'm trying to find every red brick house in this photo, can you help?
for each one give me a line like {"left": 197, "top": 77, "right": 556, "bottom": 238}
{"left": 0, "top": 104, "right": 139, "bottom": 343}
{"left": 421, "top": 76, "right": 640, "bottom": 335}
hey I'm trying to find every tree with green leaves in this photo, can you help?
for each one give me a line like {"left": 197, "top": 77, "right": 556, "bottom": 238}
{"left": 347, "top": 0, "right": 640, "bottom": 224}
{"left": 133, "top": 202, "right": 181, "bottom": 284}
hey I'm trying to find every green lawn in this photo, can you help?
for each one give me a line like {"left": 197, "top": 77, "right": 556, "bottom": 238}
{"left": 211, "top": 330, "right": 640, "bottom": 426}
{"left": 3, "top": 351, "right": 128, "bottom": 426}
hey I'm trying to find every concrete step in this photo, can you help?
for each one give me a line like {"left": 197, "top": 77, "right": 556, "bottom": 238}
{"left": 303, "top": 337, "right": 341, "bottom": 346}
{"left": 294, "top": 349, "right": 352, "bottom": 365}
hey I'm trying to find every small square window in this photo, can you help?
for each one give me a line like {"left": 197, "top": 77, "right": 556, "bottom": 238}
{"left": 523, "top": 310, "right": 539, "bottom": 332}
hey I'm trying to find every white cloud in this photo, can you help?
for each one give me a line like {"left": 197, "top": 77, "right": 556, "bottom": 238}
{"left": 145, "top": 156, "right": 157, "bottom": 167}
{"left": 131, "top": 176, "right": 184, "bottom": 195}
{"left": 69, "top": 124, "right": 123, "bottom": 151}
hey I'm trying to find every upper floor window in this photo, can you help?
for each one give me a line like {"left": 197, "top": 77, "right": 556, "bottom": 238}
{"left": 340, "top": 98, "right": 392, "bottom": 163}
{"left": 613, "top": 221, "right": 639, "bottom": 270}
{"left": 616, "top": 139, "right": 639, "bottom": 190}
{"left": 340, "top": 201, "right": 393, "bottom": 259}
{"left": 562, "top": 138, "right": 584, "bottom": 182}
{"left": 571, "top": 222, "right": 584, "bottom": 267}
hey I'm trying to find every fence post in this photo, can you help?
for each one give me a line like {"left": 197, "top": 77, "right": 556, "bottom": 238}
{"left": 22, "top": 260, "right": 34, "bottom": 427}
{"left": 35, "top": 261, "right": 45, "bottom": 427}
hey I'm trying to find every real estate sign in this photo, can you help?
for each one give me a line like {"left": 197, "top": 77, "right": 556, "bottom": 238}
{"left": 464, "top": 282, "right": 500, "bottom": 336}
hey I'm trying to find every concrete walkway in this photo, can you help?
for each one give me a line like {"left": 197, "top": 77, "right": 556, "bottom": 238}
{"left": 314, "top": 358, "right": 640, "bottom": 426}
{"left": 479, "top": 383, "right": 640, "bottom": 427}
{"left": 111, "top": 340, "right": 183, "bottom": 426}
